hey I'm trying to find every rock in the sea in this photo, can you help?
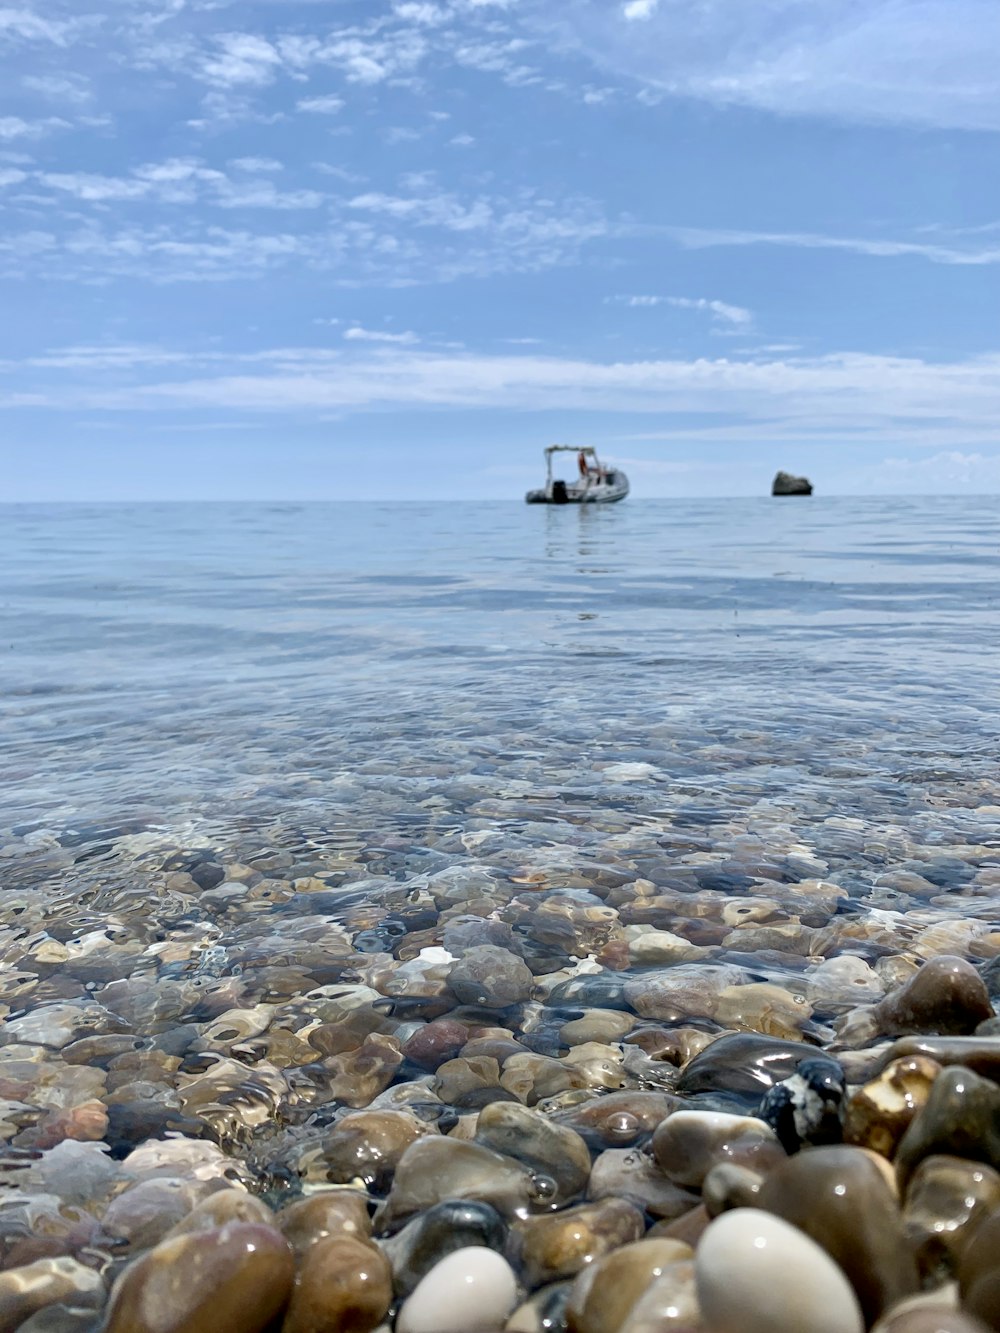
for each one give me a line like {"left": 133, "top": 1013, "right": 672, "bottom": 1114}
{"left": 696, "top": 1208, "right": 864, "bottom": 1333}
{"left": 104, "top": 1221, "right": 295, "bottom": 1333}
{"left": 772, "top": 471, "right": 813, "bottom": 496}
{"left": 396, "top": 1246, "right": 518, "bottom": 1333}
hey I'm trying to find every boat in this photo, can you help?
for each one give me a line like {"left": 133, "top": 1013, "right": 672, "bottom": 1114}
{"left": 525, "top": 446, "right": 630, "bottom": 505}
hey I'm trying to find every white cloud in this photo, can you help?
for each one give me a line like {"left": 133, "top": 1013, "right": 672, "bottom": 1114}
{"left": 297, "top": 94, "right": 345, "bottom": 114}
{"left": 536, "top": 0, "right": 1000, "bottom": 131}
{"left": 0, "top": 167, "right": 27, "bottom": 186}
{"left": 9, "top": 347, "right": 1000, "bottom": 456}
{"left": 610, "top": 294, "right": 753, "bottom": 326}
{"left": 667, "top": 225, "right": 1000, "bottom": 267}
{"left": 622, "top": 0, "right": 658, "bottom": 20}
{"left": 229, "top": 157, "right": 283, "bottom": 173}
{"left": 200, "top": 33, "right": 283, "bottom": 88}
{"left": 0, "top": 115, "right": 67, "bottom": 140}
{"left": 22, "top": 72, "right": 91, "bottom": 102}
{"left": 344, "top": 326, "right": 419, "bottom": 344}
{"left": 0, "top": 8, "right": 73, "bottom": 45}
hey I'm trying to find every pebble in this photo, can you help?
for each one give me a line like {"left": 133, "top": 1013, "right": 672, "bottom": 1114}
{"left": 281, "top": 1235, "right": 392, "bottom": 1333}
{"left": 756, "top": 1145, "right": 919, "bottom": 1324}
{"left": 396, "top": 1247, "right": 519, "bottom": 1333}
{"left": 651, "top": 1111, "right": 784, "bottom": 1188}
{"left": 104, "top": 1221, "right": 295, "bottom": 1333}
{"left": 695, "top": 1208, "right": 865, "bottom": 1333}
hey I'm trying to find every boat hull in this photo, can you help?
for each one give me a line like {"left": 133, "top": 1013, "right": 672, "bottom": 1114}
{"left": 525, "top": 474, "right": 629, "bottom": 505}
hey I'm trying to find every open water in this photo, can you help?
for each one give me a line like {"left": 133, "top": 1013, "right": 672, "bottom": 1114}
{"left": 1, "top": 496, "right": 997, "bottom": 898}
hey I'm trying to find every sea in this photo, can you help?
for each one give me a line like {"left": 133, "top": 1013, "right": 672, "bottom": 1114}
{"left": 1, "top": 496, "right": 997, "bottom": 895}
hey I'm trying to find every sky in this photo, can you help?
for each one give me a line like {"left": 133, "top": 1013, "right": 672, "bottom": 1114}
{"left": 2, "top": 0, "right": 1000, "bottom": 499}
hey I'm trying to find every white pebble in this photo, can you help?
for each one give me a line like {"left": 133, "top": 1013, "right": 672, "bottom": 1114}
{"left": 396, "top": 1246, "right": 518, "bottom": 1333}
{"left": 696, "top": 1208, "right": 864, "bottom": 1333}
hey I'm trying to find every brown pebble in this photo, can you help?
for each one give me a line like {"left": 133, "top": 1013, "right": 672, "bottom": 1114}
{"left": 874, "top": 957, "right": 992, "bottom": 1038}
{"left": 565, "top": 1239, "right": 692, "bottom": 1333}
{"left": 277, "top": 1192, "right": 372, "bottom": 1259}
{"left": 512, "top": 1198, "right": 645, "bottom": 1289}
{"left": 281, "top": 1235, "right": 392, "bottom": 1333}
{"left": 104, "top": 1221, "right": 295, "bottom": 1333}
{"left": 757, "top": 1145, "right": 919, "bottom": 1326}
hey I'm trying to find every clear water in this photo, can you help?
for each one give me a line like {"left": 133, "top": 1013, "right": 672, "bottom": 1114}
{"left": 1, "top": 498, "right": 998, "bottom": 893}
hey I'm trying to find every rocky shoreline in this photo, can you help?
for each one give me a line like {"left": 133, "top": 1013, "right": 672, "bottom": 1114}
{"left": 2, "top": 802, "right": 1000, "bottom": 1333}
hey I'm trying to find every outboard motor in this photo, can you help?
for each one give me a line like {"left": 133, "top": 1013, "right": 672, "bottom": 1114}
{"left": 552, "top": 480, "right": 569, "bottom": 504}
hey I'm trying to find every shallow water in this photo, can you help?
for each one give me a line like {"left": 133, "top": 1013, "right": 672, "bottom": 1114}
{"left": 2, "top": 497, "right": 997, "bottom": 847}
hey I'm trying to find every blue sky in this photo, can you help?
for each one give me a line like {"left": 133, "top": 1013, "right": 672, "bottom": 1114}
{"left": 2, "top": 0, "right": 1000, "bottom": 499}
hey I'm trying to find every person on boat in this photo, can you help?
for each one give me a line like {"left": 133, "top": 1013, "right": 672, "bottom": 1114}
{"left": 578, "top": 450, "right": 588, "bottom": 478}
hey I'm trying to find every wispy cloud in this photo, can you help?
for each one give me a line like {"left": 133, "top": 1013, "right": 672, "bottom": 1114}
{"left": 538, "top": 0, "right": 1000, "bottom": 131}
{"left": 8, "top": 346, "right": 1000, "bottom": 455}
{"left": 296, "top": 94, "right": 345, "bottom": 114}
{"left": 344, "top": 325, "right": 419, "bottom": 344}
{"left": 610, "top": 294, "right": 752, "bottom": 326}
{"left": 666, "top": 225, "right": 1000, "bottom": 267}
{"left": 622, "top": 0, "right": 658, "bottom": 20}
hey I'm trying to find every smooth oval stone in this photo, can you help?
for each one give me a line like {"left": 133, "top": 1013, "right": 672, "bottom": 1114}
{"left": 903, "top": 1156, "right": 1000, "bottom": 1283}
{"left": 165, "top": 1190, "right": 273, "bottom": 1239}
{"left": 449, "top": 947, "right": 535, "bottom": 1008}
{"left": 874, "top": 958, "right": 992, "bottom": 1037}
{"left": 380, "top": 1200, "right": 507, "bottom": 1297}
{"left": 696, "top": 1209, "right": 864, "bottom": 1333}
{"left": 587, "top": 1148, "right": 701, "bottom": 1221}
{"left": 374, "top": 1137, "right": 535, "bottom": 1231}
{"left": 104, "top": 1221, "right": 295, "bottom": 1333}
{"left": 651, "top": 1111, "right": 783, "bottom": 1188}
{"left": 554, "top": 1092, "right": 677, "bottom": 1150}
{"left": 475, "top": 1102, "right": 591, "bottom": 1207}
{"left": 317, "top": 1110, "right": 427, "bottom": 1192}
{"left": 281, "top": 1234, "right": 392, "bottom": 1333}
{"left": 675, "top": 1032, "right": 838, "bottom": 1101}
{"left": 895, "top": 1066, "right": 1000, "bottom": 1187}
{"left": 402, "top": 1020, "right": 469, "bottom": 1072}
{"left": 616, "top": 1260, "right": 700, "bottom": 1331}
{"left": 565, "top": 1239, "right": 692, "bottom": 1333}
{"left": 757, "top": 1145, "right": 919, "bottom": 1325}
{"left": 843, "top": 1056, "right": 942, "bottom": 1158}
{"left": 513, "top": 1198, "right": 645, "bottom": 1290}
{"left": 277, "top": 1192, "right": 372, "bottom": 1259}
{"left": 397, "top": 1246, "right": 518, "bottom": 1333}
{"left": 0, "top": 1257, "right": 103, "bottom": 1333}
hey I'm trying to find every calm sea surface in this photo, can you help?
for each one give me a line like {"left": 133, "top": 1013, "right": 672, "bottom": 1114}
{"left": 1, "top": 497, "right": 998, "bottom": 892}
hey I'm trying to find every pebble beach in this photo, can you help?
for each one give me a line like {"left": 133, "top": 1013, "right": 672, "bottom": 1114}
{"left": 2, "top": 497, "right": 1000, "bottom": 1333}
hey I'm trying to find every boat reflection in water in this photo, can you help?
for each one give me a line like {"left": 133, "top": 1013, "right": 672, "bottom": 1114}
{"left": 525, "top": 445, "right": 630, "bottom": 505}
